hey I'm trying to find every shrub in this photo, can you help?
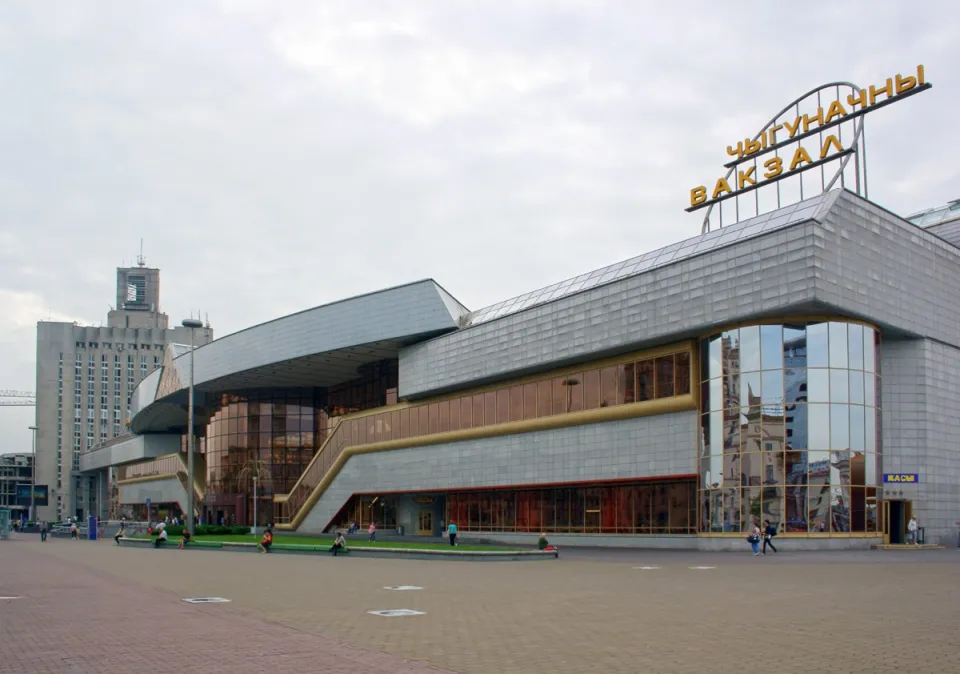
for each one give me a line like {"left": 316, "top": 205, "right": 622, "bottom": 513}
{"left": 148, "top": 524, "right": 253, "bottom": 536}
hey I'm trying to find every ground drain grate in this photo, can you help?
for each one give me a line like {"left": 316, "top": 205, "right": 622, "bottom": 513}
{"left": 181, "top": 597, "right": 231, "bottom": 604}
{"left": 383, "top": 586, "right": 423, "bottom": 591}
{"left": 367, "top": 609, "right": 426, "bottom": 617}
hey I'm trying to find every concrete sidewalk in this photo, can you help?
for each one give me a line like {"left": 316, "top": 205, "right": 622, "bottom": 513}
{"left": 0, "top": 540, "right": 447, "bottom": 673}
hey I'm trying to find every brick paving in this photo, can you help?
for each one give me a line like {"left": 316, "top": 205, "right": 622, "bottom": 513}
{"left": 0, "top": 540, "right": 446, "bottom": 673}
{"left": 4, "top": 538, "right": 960, "bottom": 673}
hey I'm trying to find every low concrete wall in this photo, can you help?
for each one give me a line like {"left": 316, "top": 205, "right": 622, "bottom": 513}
{"left": 460, "top": 532, "right": 699, "bottom": 550}
{"left": 696, "top": 536, "right": 883, "bottom": 552}
{"left": 462, "top": 532, "right": 883, "bottom": 551}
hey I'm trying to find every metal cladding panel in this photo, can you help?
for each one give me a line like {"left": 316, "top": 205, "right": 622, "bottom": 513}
{"left": 398, "top": 191, "right": 960, "bottom": 398}
{"left": 130, "top": 368, "right": 161, "bottom": 418}
{"left": 925, "top": 218, "right": 960, "bottom": 250}
{"left": 812, "top": 191, "right": 960, "bottom": 347}
{"left": 79, "top": 434, "right": 181, "bottom": 472}
{"left": 130, "top": 280, "right": 459, "bottom": 413}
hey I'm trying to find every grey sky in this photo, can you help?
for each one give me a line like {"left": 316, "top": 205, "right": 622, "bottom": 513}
{"left": 1, "top": 1, "right": 957, "bottom": 453}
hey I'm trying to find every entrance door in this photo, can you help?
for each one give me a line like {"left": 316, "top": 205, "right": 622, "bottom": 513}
{"left": 417, "top": 510, "right": 433, "bottom": 536}
{"left": 884, "top": 500, "right": 906, "bottom": 545}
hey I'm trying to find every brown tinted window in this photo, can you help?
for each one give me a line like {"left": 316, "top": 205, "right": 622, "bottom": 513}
{"left": 484, "top": 392, "right": 497, "bottom": 426}
{"left": 537, "top": 380, "right": 552, "bottom": 417}
{"left": 656, "top": 356, "right": 675, "bottom": 398}
{"left": 583, "top": 369, "right": 600, "bottom": 410}
{"left": 497, "top": 389, "right": 509, "bottom": 424}
{"left": 438, "top": 401, "right": 450, "bottom": 432}
{"left": 600, "top": 366, "right": 618, "bottom": 407}
{"left": 622, "top": 363, "right": 635, "bottom": 404}
{"left": 449, "top": 399, "right": 460, "bottom": 431}
{"left": 675, "top": 352, "right": 691, "bottom": 396}
{"left": 551, "top": 378, "right": 566, "bottom": 413}
{"left": 407, "top": 407, "right": 418, "bottom": 437}
{"left": 460, "top": 398, "right": 472, "bottom": 429}
{"left": 474, "top": 394, "right": 485, "bottom": 427}
{"left": 637, "top": 360, "right": 655, "bottom": 401}
{"left": 509, "top": 386, "right": 524, "bottom": 422}
{"left": 566, "top": 373, "right": 583, "bottom": 412}
{"left": 523, "top": 383, "right": 538, "bottom": 419}
{"left": 428, "top": 403, "right": 439, "bottom": 434}
{"left": 419, "top": 405, "right": 429, "bottom": 436}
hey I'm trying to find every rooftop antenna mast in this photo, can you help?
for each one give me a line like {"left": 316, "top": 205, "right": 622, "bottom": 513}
{"left": 137, "top": 238, "right": 146, "bottom": 267}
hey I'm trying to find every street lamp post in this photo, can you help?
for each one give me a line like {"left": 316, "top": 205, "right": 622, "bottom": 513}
{"left": 252, "top": 476, "right": 258, "bottom": 537}
{"left": 182, "top": 318, "right": 203, "bottom": 536}
{"left": 28, "top": 425, "right": 37, "bottom": 524}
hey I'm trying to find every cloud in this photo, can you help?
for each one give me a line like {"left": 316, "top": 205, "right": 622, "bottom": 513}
{"left": 0, "top": 0, "right": 958, "bottom": 454}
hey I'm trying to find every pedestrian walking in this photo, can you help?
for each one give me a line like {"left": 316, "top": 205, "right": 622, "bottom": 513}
{"left": 762, "top": 519, "right": 778, "bottom": 554}
{"left": 368, "top": 522, "right": 376, "bottom": 542}
{"left": 447, "top": 521, "right": 457, "bottom": 546}
{"left": 907, "top": 515, "right": 919, "bottom": 545}
{"left": 114, "top": 521, "right": 126, "bottom": 545}
{"left": 40, "top": 521, "right": 48, "bottom": 542}
{"left": 746, "top": 522, "right": 761, "bottom": 556}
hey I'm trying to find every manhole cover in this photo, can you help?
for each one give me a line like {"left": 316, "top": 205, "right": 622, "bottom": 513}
{"left": 689, "top": 566, "right": 716, "bottom": 570}
{"left": 633, "top": 566, "right": 660, "bottom": 570}
{"left": 367, "top": 609, "right": 426, "bottom": 617}
{"left": 181, "top": 597, "right": 231, "bottom": 604}
{"left": 383, "top": 586, "right": 424, "bottom": 591}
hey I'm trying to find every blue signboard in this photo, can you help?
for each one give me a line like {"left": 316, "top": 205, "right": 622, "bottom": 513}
{"left": 883, "top": 473, "right": 919, "bottom": 484}
{"left": 16, "top": 484, "right": 49, "bottom": 506}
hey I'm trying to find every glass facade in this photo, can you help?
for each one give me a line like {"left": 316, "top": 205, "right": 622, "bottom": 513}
{"left": 275, "top": 347, "right": 693, "bottom": 524}
{"left": 447, "top": 481, "right": 696, "bottom": 534}
{"left": 699, "top": 321, "right": 881, "bottom": 535}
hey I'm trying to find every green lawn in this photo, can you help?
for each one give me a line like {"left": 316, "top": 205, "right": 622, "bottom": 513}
{"left": 131, "top": 533, "right": 519, "bottom": 552}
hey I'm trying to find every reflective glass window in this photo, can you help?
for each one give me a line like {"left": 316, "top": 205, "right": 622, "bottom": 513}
{"left": 849, "top": 405, "right": 865, "bottom": 452}
{"left": 849, "top": 371, "right": 864, "bottom": 405}
{"left": 740, "top": 326, "right": 760, "bottom": 372}
{"left": 722, "top": 329, "right": 740, "bottom": 374}
{"left": 709, "top": 377, "right": 723, "bottom": 412}
{"left": 637, "top": 361, "right": 654, "bottom": 401}
{"left": 864, "top": 374, "right": 876, "bottom": 408}
{"left": 865, "top": 408, "right": 876, "bottom": 454}
{"left": 830, "top": 369, "right": 849, "bottom": 404}
{"left": 740, "top": 372, "right": 760, "bottom": 407}
{"left": 829, "top": 322, "right": 848, "bottom": 368}
{"left": 761, "top": 370, "right": 784, "bottom": 405}
{"left": 760, "top": 325, "right": 783, "bottom": 370}
{"left": 583, "top": 370, "right": 601, "bottom": 410}
{"left": 863, "top": 329, "right": 876, "bottom": 374}
{"left": 848, "top": 324, "right": 864, "bottom": 370}
{"left": 807, "top": 369, "right": 829, "bottom": 403}
{"left": 600, "top": 366, "right": 618, "bottom": 407}
{"left": 656, "top": 356, "right": 675, "bottom": 398}
{"left": 830, "top": 403, "right": 850, "bottom": 448}
{"left": 783, "top": 324, "right": 806, "bottom": 368}
{"left": 708, "top": 335, "right": 722, "bottom": 379}
{"left": 675, "top": 352, "right": 691, "bottom": 396}
{"left": 808, "top": 405, "right": 830, "bottom": 449}
{"left": 807, "top": 323, "right": 829, "bottom": 368}
{"left": 784, "top": 366, "right": 807, "bottom": 406}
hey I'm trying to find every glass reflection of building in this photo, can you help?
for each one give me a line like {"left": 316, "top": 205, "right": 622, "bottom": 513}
{"left": 699, "top": 321, "right": 880, "bottom": 536}
{"left": 191, "top": 360, "right": 398, "bottom": 527}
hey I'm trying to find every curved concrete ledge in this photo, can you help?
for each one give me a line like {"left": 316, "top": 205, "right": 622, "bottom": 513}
{"left": 117, "top": 537, "right": 559, "bottom": 561}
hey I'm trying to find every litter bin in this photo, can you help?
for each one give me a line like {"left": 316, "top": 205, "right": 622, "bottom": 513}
{"left": 397, "top": 525, "right": 404, "bottom": 536}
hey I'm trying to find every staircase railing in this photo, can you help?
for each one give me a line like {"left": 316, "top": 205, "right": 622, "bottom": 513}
{"left": 274, "top": 416, "right": 354, "bottom": 526}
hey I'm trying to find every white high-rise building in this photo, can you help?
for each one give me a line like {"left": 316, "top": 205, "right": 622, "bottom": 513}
{"left": 34, "top": 261, "right": 213, "bottom": 522}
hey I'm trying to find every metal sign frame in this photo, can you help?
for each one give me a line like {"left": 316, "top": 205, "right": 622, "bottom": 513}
{"left": 689, "top": 66, "right": 932, "bottom": 232}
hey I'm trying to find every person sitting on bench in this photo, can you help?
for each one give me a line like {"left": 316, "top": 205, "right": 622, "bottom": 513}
{"left": 258, "top": 527, "right": 273, "bottom": 553}
{"left": 178, "top": 529, "right": 192, "bottom": 549}
{"left": 154, "top": 528, "right": 168, "bottom": 548}
{"left": 329, "top": 531, "right": 347, "bottom": 556}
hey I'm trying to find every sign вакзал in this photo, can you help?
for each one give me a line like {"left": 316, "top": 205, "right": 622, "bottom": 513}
{"left": 688, "top": 65, "right": 932, "bottom": 232}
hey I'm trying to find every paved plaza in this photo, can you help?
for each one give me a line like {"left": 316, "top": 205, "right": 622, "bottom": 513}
{"left": 1, "top": 539, "right": 959, "bottom": 673}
